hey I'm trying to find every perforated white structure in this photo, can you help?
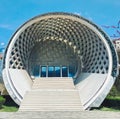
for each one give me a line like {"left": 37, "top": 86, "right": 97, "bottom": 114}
{"left": 2, "top": 13, "right": 119, "bottom": 109}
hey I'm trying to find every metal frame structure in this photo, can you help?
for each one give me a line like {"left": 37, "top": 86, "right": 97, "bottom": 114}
{"left": 2, "top": 12, "right": 119, "bottom": 109}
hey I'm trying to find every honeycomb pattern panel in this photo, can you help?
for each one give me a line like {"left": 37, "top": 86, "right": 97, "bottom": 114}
{"left": 8, "top": 17, "right": 109, "bottom": 74}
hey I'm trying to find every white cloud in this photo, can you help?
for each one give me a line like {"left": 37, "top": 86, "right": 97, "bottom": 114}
{"left": 74, "top": 12, "right": 82, "bottom": 16}
{"left": 0, "top": 42, "right": 5, "bottom": 46}
{"left": 0, "top": 24, "right": 13, "bottom": 30}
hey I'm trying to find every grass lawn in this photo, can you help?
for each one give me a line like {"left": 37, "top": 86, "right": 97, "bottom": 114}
{"left": 0, "top": 105, "right": 18, "bottom": 112}
{"left": 0, "top": 95, "right": 18, "bottom": 112}
{"left": 93, "top": 96, "right": 120, "bottom": 111}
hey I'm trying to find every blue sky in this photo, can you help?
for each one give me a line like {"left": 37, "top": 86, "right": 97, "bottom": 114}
{"left": 0, "top": 0, "right": 120, "bottom": 47}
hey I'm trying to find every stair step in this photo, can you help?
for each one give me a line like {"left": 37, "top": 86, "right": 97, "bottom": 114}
{"left": 19, "top": 78, "right": 83, "bottom": 111}
{"left": 19, "top": 109, "right": 82, "bottom": 111}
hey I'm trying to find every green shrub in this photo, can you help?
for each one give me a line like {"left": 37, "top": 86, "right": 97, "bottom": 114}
{"left": 115, "top": 76, "right": 120, "bottom": 92}
{"left": 107, "top": 85, "right": 120, "bottom": 97}
{"left": 0, "top": 96, "right": 6, "bottom": 109}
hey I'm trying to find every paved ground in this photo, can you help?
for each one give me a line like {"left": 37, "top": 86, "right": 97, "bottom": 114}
{"left": 0, "top": 111, "right": 120, "bottom": 119}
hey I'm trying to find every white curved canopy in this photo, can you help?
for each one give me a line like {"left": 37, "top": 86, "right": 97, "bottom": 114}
{"left": 2, "top": 12, "right": 119, "bottom": 109}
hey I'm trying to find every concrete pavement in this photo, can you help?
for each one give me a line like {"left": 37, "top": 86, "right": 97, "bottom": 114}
{"left": 0, "top": 111, "right": 120, "bottom": 119}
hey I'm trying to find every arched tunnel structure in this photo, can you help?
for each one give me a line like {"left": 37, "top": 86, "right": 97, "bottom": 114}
{"left": 2, "top": 12, "right": 119, "bottom": 109}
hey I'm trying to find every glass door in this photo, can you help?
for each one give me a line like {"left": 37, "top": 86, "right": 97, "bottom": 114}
{"left": 41, "top": 66, "right": 47, "bottom": 77}
{"left": 48, "top": 66, "right": 54, "bottom": 77}
{"left": 33, "top": 65, "right": 40, "bottom": 77}
{"left": 62, "top": 66, "right": 68, "bottom": 77}
{"left": 55, "top": 66, "right": 60, "bottom": 77}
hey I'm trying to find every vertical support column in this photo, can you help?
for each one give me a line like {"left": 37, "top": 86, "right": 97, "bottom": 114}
{"left": 46, "top": 65, "right": 48, "bottom": 77}
{"left": 60, "top": 66, "right": 62, "bottom": 78}
{"left": 39, "top": 65, "right": 41, "bottom": 77}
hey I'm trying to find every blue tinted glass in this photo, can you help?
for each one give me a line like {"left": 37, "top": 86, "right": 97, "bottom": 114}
{"left": 41, "top": 66, "right": 46, "bottom": 77}
{"left": 55, "top": 67, "right": 60, "bottom": 77}
{"left": 68, "top": 66, "right": 76, "bottom": 77}
{"left": 33, "top": 65, "right": 39, "bottom": 77}
{"left": 48, "top": 67, "right": 54, "bottom": 77}
{"left": 62, "top": 67, "right": 68, "bottom": 77}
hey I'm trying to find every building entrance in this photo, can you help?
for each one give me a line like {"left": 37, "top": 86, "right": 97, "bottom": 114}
{"left": 32, "top": 66, "right": 76, "bottom": 78}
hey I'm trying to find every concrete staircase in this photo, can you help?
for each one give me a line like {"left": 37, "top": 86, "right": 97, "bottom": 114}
{"left": 19, "top": 77, "right": 83, "bottom": 111}
{"left": 32, "top": 77, "right": 75, "bottom": 89}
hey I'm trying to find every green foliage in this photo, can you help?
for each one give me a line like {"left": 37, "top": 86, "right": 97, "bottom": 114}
{"left": 103, "top": 97, "right": 120, "bottom": 108}
{"left": 96, "top": 85, "right": 120, "bottom": 111}
{"left": 0, "top": 105, "right": 18, "bottom": 112}
{"left": 100, "top": 76, "right": 120, "bottom": 111}
{"left": 0, "top": 96, "right": 6, "bottom": 109}
{"left": 0, "top": 95, "right": 18, "bottom": 112}
{"left": 92, "top": 96, "right": 120, "bottom": 111}
{"left": 115, "top": 74, "right": 120, "bottom": 92}
{"left": 107, "top": 85, "right": 120, "bottom": 97}
{"left": 99, "top": 107, "right": 120, "bottom": 111}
